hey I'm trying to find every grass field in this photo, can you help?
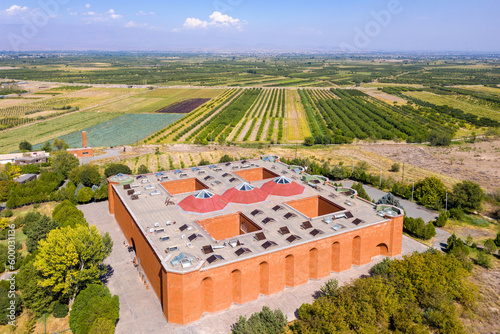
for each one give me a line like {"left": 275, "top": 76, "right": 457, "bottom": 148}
{"left": 404, "top": 91, "right": 500, "bottom": 121}
{"left": 33, "top": 113, "right": 185, "bottom": 149}
{"left": 0, "top": 112, "right": 121, "bottom": 153}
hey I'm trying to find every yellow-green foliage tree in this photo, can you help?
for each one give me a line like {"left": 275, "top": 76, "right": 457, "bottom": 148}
{"left": 34, "top": 225, "right": 112, "bottom": 301}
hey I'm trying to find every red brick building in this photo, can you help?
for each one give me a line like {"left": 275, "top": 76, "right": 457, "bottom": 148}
{"left": 67, "top": 131, "right": 94, "bottom": 158}
{"left": 108, "top": 158, "right": 403, "bottom": 325}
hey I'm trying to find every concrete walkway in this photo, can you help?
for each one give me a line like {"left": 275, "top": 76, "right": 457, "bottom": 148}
{"left": 340, "top": 180, "right": 438, "bottom": 222}
{"left": 80, "top": 202, "right": 429, "bottom": 334}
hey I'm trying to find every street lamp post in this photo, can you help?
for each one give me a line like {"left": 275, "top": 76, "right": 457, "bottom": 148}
{"left": 379, "top": 166, "right": 382, "bottom": 188}
{"left": 445, "top": 189, "right": 448, "bottom": 212}
{"left": 409, "top": 178, "right": 415, "bottom": 202}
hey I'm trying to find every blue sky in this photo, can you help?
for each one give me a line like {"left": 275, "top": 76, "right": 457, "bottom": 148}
{"left": 0, "top": 0, "right": 499, "bottom": 52}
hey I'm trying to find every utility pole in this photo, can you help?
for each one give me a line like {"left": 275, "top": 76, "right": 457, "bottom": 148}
{"left": 410, "top": 178, "right": 415, "bottom": 202}
{"left": 295, "top": 143, "right": 298, "bottom": 160}
{"left": 379, "top": 166, "right": 382, "bottom": 188}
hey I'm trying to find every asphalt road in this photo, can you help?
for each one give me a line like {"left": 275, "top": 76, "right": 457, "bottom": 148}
{"left": 340, "top": 180, "right": 438, "bottom": 222}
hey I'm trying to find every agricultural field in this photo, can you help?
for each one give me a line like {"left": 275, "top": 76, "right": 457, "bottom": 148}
{"left": 403, "top": 91, "right": 500, "bottom": 122}
{"left": 33, "top": 113, "right": 184, "bottom": 149}
{"left": 0, "top": 111, "right": 121, "bottom": 153}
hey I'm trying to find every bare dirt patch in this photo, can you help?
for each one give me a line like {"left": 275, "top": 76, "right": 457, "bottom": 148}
{"left": 359, "top": 140, "right": 500, "bottom": 192}
{"left": 155, "top": 98, "right": 210, "bottom": 113}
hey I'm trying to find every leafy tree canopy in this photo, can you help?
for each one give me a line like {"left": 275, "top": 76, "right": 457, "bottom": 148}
{"left": 34, "top": 225, "right": 113, "bottom": 299}
{"left": 104, "top": 163, "right": 132, "bottom": 177}
{"left": 69, "top": 284, "right": 119, "bottom": 334}
{"left": 51, "top": 151, "right": 79, "bottom": 177}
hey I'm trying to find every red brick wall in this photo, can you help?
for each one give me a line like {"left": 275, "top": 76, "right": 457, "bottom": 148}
{"left": 286, "top": 196, "right": 344, "bottom": 218}
{"left": 67, "top": 148, "right": 94, "bottom": 158}
{"left": 109, "top": 186, "right": 404, "bottom": 325}
{"left": 234, "top": 168, "right": 279, "bottom": 182}
{"left": 161, "top": 178, "right": 208, "bottom": 195}
{"left": 165, "top": 216, "right": 403, "bottom": 325}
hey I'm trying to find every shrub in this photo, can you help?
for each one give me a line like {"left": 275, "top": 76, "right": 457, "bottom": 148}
{"left": 320, "top": 279, "right": 339, "bottom": 298}
{"left": 390, "top": 163, "right": 401, "bottom": 172}
{"left": 1, "top": 209, "right": 13, "bottom": 218}
{"left": 434, "top": 211, "right": 449, "bottom": 228}
{"left": 69, "top": 284, "right": 119, "bottom": 334}
{"left": 414, "top": 177, "right": 446, "bottom": 209}
{"left": 199, "top": 159, "right": 210, "bottom": 166}
{"left": 53, "top": 302, "right": 69, "bottom": 318}
{"left": 77, "top": 187, "right": 94, "bottom": 204}
{"left": 449, "top": 208, "right": 464, "bottom": 221}
{"left": 494, "top": 232, "right": 500, "bottom": 248}
{"left": 403, "top": 216, "right": 436, "bottom": 240}
{"left": 484, "top": 239, "right": 497, "bottom": 254}
{"left": 0, "top": 287, "right": 22, "bottom": 325}
{"left": 69, "top": 165, "right": 101, "bottom": 188}
{"left": 232, "top": 306, "right": 287, "bottom": 334}
{"left": 475, "top": 252, "right": 492, "bottom": 269}
{"left": 370, "top": 257, "right": 393, "bottom": 277}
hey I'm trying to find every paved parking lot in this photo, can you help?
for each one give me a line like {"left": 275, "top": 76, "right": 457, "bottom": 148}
{"left": 80, "top": 202, "right": 428, "bottom": 334}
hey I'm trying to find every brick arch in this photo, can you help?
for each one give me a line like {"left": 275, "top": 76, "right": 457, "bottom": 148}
{"left": 331, "top": 242, "right": 340, "bottom": 272}
{"left": 352, "top": 236, "right": 361, "bottom": 266}
{"left": 309, "top": 248, "right": 319, "bottom": 279}
{"left": 231, "top": 269, "right": 242, "bottom": 304}
{"left": 201, "top": 277, "right": 214, "bottom": 314}
{"left": 285, "top": 255, "right": 295, "bottom": 287}
{"left": 376, "top": 243, "right": 389, "bottom": 256}
{"left": 259, "top": 262, "right": 269, "bottom": 295}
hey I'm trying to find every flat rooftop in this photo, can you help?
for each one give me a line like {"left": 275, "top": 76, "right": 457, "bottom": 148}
{"left": 112, "top": 159, "right": 399, "bottom": 273}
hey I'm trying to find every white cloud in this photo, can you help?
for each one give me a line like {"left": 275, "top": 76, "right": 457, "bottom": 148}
{"left": 125, "top": 20, "right": 164, "bottom": 31}
{"left": 85, "top": 4, "right": 90, "bottom": 9}
{"left": 183, "top": 17, "right": 208, "bottom": 30}
{"left": 83, "top": 9, "right": 122, "bottom": 22}
{"left": 107, "top": 9, "right": 122, "bottom": 19}
{"left": 137, "top": 10, "right": 155, "bottom": 16}
{"left": 208, "top": 11, "right": 240, "bottom": 28}
{"left": 4, "top": 4, "right": 29, "bottom": 16}
{"left": 177, "top": 11, "right": 244, "bottom": 31}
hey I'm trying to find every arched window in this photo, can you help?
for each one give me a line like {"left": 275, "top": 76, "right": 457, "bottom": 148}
{"left": 259, "top": 262, "right": 269, "bottom": 295}
{"left": 309, "top": 248, "right": 318, "bottom": 279}
{"left": 231, "top": 270, "right": 242, "bottom": 304}
{"left": 352, "top": 236, "right": 361, "bottom": 265}
{"left": 331, "top": 242, "right": 340, "bottom": 272}
{"left": 285, "top": 255, "right": 294, "bottom": 287}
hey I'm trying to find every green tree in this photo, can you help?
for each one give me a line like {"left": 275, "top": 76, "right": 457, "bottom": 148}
{"left": 34, "top": 225, "right": 113, "bottom": 300}
{"left": 51, "top": 151, "right": 79, "bottom": 177}
{"left": 52, "top": 200, "right": 87, "bottom": 228}
{"left": 351, "top": 182, "right": 371, "bottom": 202}
{"left": 69, "top": 165, "right": 101, "bottom": 187}
{"left": 137, "top": 164, "right": 150, "bottom": 174}
{"left": 219, "top": 155, "right": 234, "bottom": 163}
{"left": 24, "top": 214, "right": 60, "bottom": 253}
{"left": 232, "top": 306, "right": 287, "bottom": 334}
{"left": 77, "top": 187, "right": 94, "bottom": 204}
{"left": 414, "top": 177, "right": 446, "bottom": 209}
{"left": 41, "top": 141, "right": 52, "bottom": 153}
{"left": 16, "top": 261, "right": 54, "bottom": 316}
{"left": 104, "top": 163, "right": 132, "bottom": 177}
{"left": 94, "top": 185, "right": 108, "bottom": 201}
{"left": 52, "top": 138, "right": 68, "bottom": 151}
{"left": 428, "top": 131, "right": 452, "bottom": 146}
{"left": 199, "top": 159, "right": 210, "bottom": 166}
{"left": 69, "top": 284, "right": 119, "bottom": 334}
{"left": 376, "top": 193, "right": 402, "bottom": 208}
{"left": 19, "top": 140, "right": 32, "bottom": 152}
{"left": 451, "top": 180, "right": 484, "bottom": 212}
{"left": 0, "top": 286, "right": 22, "bottom": 325}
